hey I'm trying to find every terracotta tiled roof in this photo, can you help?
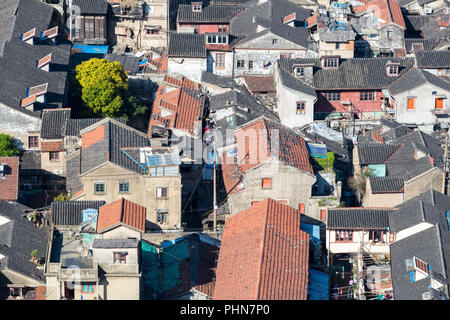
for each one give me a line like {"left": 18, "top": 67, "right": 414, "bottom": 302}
{"left": 149, "top": 76, "right": 205, "bottom": 136}
{"left": 243, "top": 75, "right": 275, "bottom": 93}
{"left": 306, "top": 15, "right": 317, "bottom": 28}
{"left": 0, "top": 157, "right": 19, "bottom": 201}
{"left": 97, "top": 198, "right": 146, "bottom": 233}
{"left": 221, "top": 117, "right": 314, "bottom": 196}
{"left": 40, "top": 141, "right": 63, "bottom": 152}
{"left": 213, "top": 199, "right": 309, "bottom": 300}
{"left": 352, "top": 0, "right": 405, "bottom": 29}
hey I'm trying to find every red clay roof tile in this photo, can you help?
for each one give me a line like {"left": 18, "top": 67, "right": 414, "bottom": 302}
{"left": 0, "top": 157, "right": 19, "bottom": 201}
{"left": 213, "top": 199, "right": 309, "bottom": 300}
{"left": 97, "top": 198, "right": 146, "bottom": 233}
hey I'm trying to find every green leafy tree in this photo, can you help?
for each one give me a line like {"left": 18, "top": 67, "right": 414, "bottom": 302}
{"left": 0, "top": 134, "right": 20, "bottom": 157}
{"left": 54, "top": 193, "right": 71, "bottom": 201}
{"left": 74, "top": 58, "right": 129, "bottom": 117}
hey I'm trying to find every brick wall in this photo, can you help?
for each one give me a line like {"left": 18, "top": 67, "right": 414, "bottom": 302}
{"left": 82, "top": 125, "right": 105, "bottom": 149}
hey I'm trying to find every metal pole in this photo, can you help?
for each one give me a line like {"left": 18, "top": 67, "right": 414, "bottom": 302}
{"left": 213, "top": 137, "right": 217, "bottom": 232}
{"left": 443, "top": 130, "right": 449, "bottom": 194}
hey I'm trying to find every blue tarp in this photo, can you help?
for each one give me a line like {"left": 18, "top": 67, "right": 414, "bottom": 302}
{"left": 307, "top": 143, "right": 328, "bottom": 158}
{"left": 308, "top": 269, "right": 329, "bottom": 300}
{"left": 161, "top": 237, "right": 185, "bottom": 249}
{"left": 72, "top": 44, "right": 108, "bottom": 54}
{"left": 300, "top": 223, "right": 320, "bottom": 244}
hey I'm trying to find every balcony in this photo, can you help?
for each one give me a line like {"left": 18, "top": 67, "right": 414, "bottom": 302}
{"left": 99, "top": 263, "right": 139, "bottom": 275}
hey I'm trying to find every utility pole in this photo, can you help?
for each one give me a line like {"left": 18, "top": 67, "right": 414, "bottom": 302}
{"left": 213, "top": 137, "right": 217, "bottom": 232}
{"left": 443, "top": 130, "right": 449, "bottom": 195}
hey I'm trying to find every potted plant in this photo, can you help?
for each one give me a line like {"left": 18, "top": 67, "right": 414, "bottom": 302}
{"left": 30, "top": 249, "right": 39, "bottom": 265}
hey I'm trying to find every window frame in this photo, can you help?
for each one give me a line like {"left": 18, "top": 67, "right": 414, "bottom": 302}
{"left": 360, "top": 91, "right": 376, "bottom": 101}
{"left": 407, "top": 97, "right": 416, "bottom": 110}
{"left": 94, "top": 181, "right": 106, "bottom": 195}
{"left": 215, "top": 53, "right": 225, "bottom": 69}
{"left": 119, "top": 181, "right": 130, "bottom": 193}
{"left": 156, "top": 187, "right": 168, "bottom": 199}
{"left": 49, "top": 151, "right": 60, "bottom": 161}
{"left": 248, "top": 60, "right": 253, "bottom": 70}
{"left": 113, "top": 252, "right": 127, "bottom": 264}
{"left": 324, "top": 91, "right": 341, "bottom": 101}
{"left": 435, "top": 97, "right": 444, "bottom": 109}
{"left": 157, "top": 210, "right": 168, "bottom": 224}
{"left": 296, "top": 101, "right": 306, "bottom": 114}
{"left": 335, "top": 229, "right": 353, "bottom": 242}
{"left": 261, "top": 178, "right": 272, "bottom": 189}
{"left": 28, "top": 136, "right": 39, "bottom": 148}
{"left": 295, "top": 67, "right": 305, "bottom": 77}
{"left": 237, "top": 60, "right": 245, "bottom": 69}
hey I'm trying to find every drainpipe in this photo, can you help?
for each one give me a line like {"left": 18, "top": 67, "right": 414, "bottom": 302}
{"left": 121, "top": 149, "right": 148, "bottom": 174}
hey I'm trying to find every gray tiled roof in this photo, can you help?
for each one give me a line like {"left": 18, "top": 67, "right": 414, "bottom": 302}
{"left": 19, "top": 150, "right": 41, "bottom": 172}
{"left": 389, "top": 68, "right": 450, "bottom": 95}
{"left": 358, "top": 119, "right": 413, "bottom": 144}
{"left": 177, "top": 4, "right": 242, "bottom": 23}
{"left": 66, "top": 119, "right": 150, "bottom": 194}
{"left": 278, "top": 57, "right": 415, "bottom": 90}
{"left": 276, "top": 63, "right": 316, "bottom": 96}
{"left": 168, "top": 33, "right": 206, "bottom": 57}
{"left": 370, "top": 176, "right": 408, "bottom": 193}
{"left": 0, "top": 0, "right": 71, "bottom": 116}
{"left": 93, "top": 238, "right": 139, "bottom": 248}
{"left": 105, "top": 54, "right": 140, "bottom": 76}
{"left": 415, "top": 50, "right": 450, "bottom": 68}
{"left": 64, "top": 117, "right": 126, "bottom": 137}
{"left": 0, "top": 200, "right": 49, "bottom": 284}
{"left": 358, "top": 144, "right": 401, "bottom": 164}
{"left": 72, "top": 0, "right": 108, "bottom": 15}
{"left": 201, "top": 71, "right": 237, "bottom": 88}
{"left": 40, "top": 109, "right": 71, "bottom": 139}
{"left": 389, "top": 189, "right": 450, "bottom": 233}
{"left": 390, "top": 223, "right": 450, "bottom": 300}
{"left": 404, "top": 38, "right": 436, "bottom": 53}
{"left": 327, "top": 208, "right": 391, "bottom": 229}
{"left": 51, "top": 200, "right": 106, "bottom": 226}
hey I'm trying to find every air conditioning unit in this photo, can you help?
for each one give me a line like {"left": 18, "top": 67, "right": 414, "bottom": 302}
{"left": 425, "top": 7, "right": 433, "bottom": 14}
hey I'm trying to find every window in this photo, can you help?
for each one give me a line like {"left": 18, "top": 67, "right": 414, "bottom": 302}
{"left": 360, "top": 91, "right": 376, "bottom": 101}
{"left": 226, "top": 115, "right": 235, "bottom": 126}
{"left": 81, "top": 282, "right": 95, "bottom": 293}
{"left": 407, "top": 97, "right": 415, "bottom": 110}
{"left": 94, "top": 182, "right": 105, "bottom": 194}
{"left": 387, "top": 65, "right": 399, "bottom": 76}
{"left": 119, "top": 181, "right": 129, "bottom": 193}
{"left": 299, "top": 203, "right": 305, "bottom": 214}
{"left": 296, "top": 101, "right": 306, "bottom": 114}
{"left": 206, "top": 34, "right": 227, "bottom": 44}
{"left": 248, "top": 61, "right": 253, "bottom": 70}
{"left": 320, "top": 209, "right": 326, "bottom": 221}
{"left": 193, "top": 25, "right": 199, "bottom": 33}
{"left": 272, "top": 38, "right": 278, "bottom": 44}
{"left": 28, "top": 136, "right": 38, "bottom": 148}
{"left": 146, "top": 28, "right": 160, "bottom": 35}
{"left": 368, "top": 230, "right": 389, "bottom": 243}
{"left": 335, "top": 230, "right": 353, "bottom": 242}
{"left": 295, "top": 67, "right": 305, "bottom": 77}
{"left": 335, "top": 43, "right": 340, "bottom": 49}
{"left": 49, "top": 151, "right": 59, "bottom": 161}
{"left": 237, "top": 60, "right": 245, "bottom": 68}
{"left": 192, "top": 3, "right": 202, "bottom": 12}
{"left": 386, "top": 30, "right": 393, "bottom": 39}
{"left": 218, "top": 24, "right": 227, "bottom": 33}
{"left": 414, "top": 257, "right": 429, "bottom": 275}
{"left": 156, "top": 187, "right": 167, "bottom": 198}
{"left": 113, "top": 252, "right": 127, "bottom": 264}
{"left": 324, "top": 57, "right": 338, "bottom": 68}
{"left": 215, "top": 53, "right": 225, "bottom": 69}
{"left": 262, "top": 178, "right": 272, "bottom": 189}
{"left": 157, "top": 210, "right": 168, "bottom": 224}
{"left": 435, "top": 97, "right": 444, "bottom": 109}
{"left": 324, "top": 91, "right": 341, "bottom": 101}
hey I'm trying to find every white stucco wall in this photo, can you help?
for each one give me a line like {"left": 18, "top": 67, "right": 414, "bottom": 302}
{"left": 168, "top": 57, "right": 207, "bottom": 82}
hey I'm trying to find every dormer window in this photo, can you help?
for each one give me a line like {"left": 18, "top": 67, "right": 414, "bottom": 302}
{"left": 36, "top": 53, "right": 52, "bottom": 72}
{"left": 386, "top": 62, "right": 399, "bottom": 76}
{"left": 206, "top": 34, "right": 228, "bottom": 44}
{"left": 323, "top": 56, "right": 339, "bottom": 69}
{"left": 21, "top": 28, "right": 36, "bottom": 45}
{"left": 414, "top": 257, "right": 430, "bottom": 277}
{"left": 192, "top": 2, "right": 202, "bottom": 12}
{"left": 295, "top": 67, "right": 305, "bottom": 77}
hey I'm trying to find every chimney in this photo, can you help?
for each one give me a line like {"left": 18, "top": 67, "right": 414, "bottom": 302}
{"left": 36, "top": 53, "right": 52, "bottom": 72}
{"left": 21, "top": 28, "right": 36, "bottom": 45}
{"left": 40, "top": 26, "right": 58, "bottom": 45}
{"left": 192, "top": 1, "right": 203, "bottom": 12}
{"left": 282, "top": 12, "right": 296, "bottom": 27}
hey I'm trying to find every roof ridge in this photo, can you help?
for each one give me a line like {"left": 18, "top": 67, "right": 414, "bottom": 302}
{"left": 434, "top": 224, "right": 448, "bottom": 280}
{"left": 256, "top": 199, "right": 271, "bottom": 299}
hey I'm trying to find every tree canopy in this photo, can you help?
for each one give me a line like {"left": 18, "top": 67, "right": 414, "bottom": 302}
{"left": 0, "top": 134, "right": 20, "bottom": 157}
{"left": 74, "top": 58, "right": 147, "bottom": 119}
